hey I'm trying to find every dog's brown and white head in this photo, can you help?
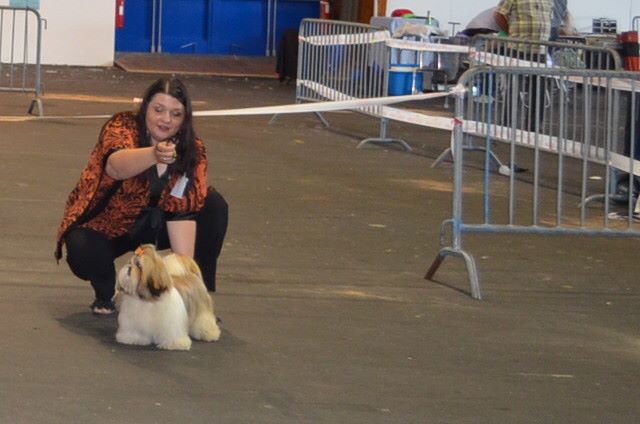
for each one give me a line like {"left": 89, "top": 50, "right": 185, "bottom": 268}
{"left": 117, "top": 244, "right": 173, "bottom": 300}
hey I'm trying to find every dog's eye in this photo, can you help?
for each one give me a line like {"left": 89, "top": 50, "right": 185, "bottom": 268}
{"left": 127, "top": 266, "right": 132, "bottom": 277}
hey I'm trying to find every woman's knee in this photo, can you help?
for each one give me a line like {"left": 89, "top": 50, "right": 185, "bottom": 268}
{"left": 64, "top": 228, "right": 113, "bottom": 280}
{"left": 204, "top": 187, "right": 229, "bottom": 216}
{"left": 196, "top": 188, "right": 228, "bottom": 253}
{"left": 199, "top": 188, "right": 229, "bottom": 233}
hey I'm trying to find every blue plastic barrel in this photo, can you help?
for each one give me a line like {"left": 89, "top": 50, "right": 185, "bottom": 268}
{"left": 388, "top": 64, "right": 423, "bottom": 96}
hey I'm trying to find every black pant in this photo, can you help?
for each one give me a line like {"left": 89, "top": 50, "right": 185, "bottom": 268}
{"left": 616, "top": 93, "right": 640, "bottom": 198}
{"left": 64, "top": 188, "right": 228, "bottom": 301}
{"left": 495, "top": 49, "right": 545, "bottom": 132}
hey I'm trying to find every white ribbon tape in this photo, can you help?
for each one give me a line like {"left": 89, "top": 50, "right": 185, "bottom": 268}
{"left": 472, "top": 51, "right": 551, "bottom": 68}
{"left": 0, "top": 113, "right": 112, "bottom": 122}
{"left": 385, "top": 38, "right": 471, "bottom": 54}
{"left": 464, "top": 120, "right": 640, "bottom": 176}
{"left": 194, "top": 91, "right": 450, "bottom": 117}
{"left": 0, "top": 89, "right": 452, "bottom": 122}
{"left": 472, "top": 52, "right": 640, "bottom": 92}
{"left": 299, "top": 30, "right": 390, "bottom": 46}
{"left": 4, "top": 78, "right": 639, "bottom": 177}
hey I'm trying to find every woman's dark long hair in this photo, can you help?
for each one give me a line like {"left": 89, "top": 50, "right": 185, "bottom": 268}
{"left": 136, "top": 77, "right": 198, "bottom": 180}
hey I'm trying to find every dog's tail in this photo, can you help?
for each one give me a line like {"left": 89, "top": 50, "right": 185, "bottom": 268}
{"left": 164, "top": 253, "right": 220, "bottom": 341}
{"left": 164, "top": 253, "right": 203, "bottom": 280}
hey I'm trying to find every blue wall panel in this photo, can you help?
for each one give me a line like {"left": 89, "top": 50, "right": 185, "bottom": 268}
{"left": 211, "top": 0, "right": 268, "bottom": 55}
{"left": 162, "top": 0, "right": 210, "bottom": 53}
{"left": 275, "top": 0, "right": 319, "bottom": 49}
{"left": 115, "top": 0, "right": 319, "bottom": 55}
{"left": 115, "top": 1, "right": 153, "bottom": 52}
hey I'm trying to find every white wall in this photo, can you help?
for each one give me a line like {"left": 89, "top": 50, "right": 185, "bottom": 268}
{"left": 0, "top": 0, "right": 114, "bottom": 66}
{"left": 2, "top": 0, "right": 640, "bottom": 67}
{"left": 385, "top": 0, "right": 640, "bottom": 35}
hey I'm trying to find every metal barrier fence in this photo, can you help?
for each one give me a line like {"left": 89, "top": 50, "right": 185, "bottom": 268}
{"left": 295, "top": 19, "right": 468, "bottom": 150}
{"left": 432, "top": 35, "right": 624, "bottom": 175}
{"left": 294, "top": 21, "right": 640, "bottom": 298}
{"left": 0, "top": 6, "right": 43, "bottom": 116}
{"left": 297, "top": 19, "right": 388, "bottom": 103}
{"left": 470, "top": 34, "right": 622, "bottom": 70}
{"left": 296, "top": 21, "right": 629, "bottom": 157}
{"left": 295, "top": 19, "right": 414, "bottom": 149}
{"left": 426, "top": 66, "right": 640, "bottom": 299}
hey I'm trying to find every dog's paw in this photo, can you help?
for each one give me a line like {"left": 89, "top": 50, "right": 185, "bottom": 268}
{"left": 190, "top": 314, "right": 221, "bottom": 342}
{"left": 116, "top": 331, "right": 152, "bottom": 346}
{"left": 158, "top": 336, "right": 192, "bottom": 351}
{"left": 196, "top": 323, "right": 221, "bottom": 342}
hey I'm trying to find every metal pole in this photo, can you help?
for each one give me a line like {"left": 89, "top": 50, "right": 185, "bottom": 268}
{"left": 272, "top": 0, "right": 278, "bottom": 56}
{"left": 151, "top": 0, "right": 156, "bottom": 52}
{"left": 157, "top": 0, "right": 163, "bottom": 53}
{"left": 266, "top": 0, "right": 272, "bottom": 56}
{"left": 0, "top": 11, "right": 4, "bottom": 79}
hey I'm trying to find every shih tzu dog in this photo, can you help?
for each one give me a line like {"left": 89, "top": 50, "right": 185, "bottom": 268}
{"left": 115, "top": 244, "right": 221, "bottom": 350}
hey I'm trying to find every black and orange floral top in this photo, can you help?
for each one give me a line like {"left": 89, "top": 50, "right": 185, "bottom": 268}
{"left": 55, "top": 111, "right": 208, "bottom": 261}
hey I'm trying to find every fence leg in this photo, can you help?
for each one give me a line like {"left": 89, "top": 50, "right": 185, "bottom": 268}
{"left": 314, "top": 111, "right": 330, "bottom": 128}
{"left": 431, "top": 136, "right": 511, "bottom": 176}
{"left": 357, "top": 117, "right": 412, "bottom": 151}
{"left": 28, "top": 97, "right": 43, "bottom": 117}
{"left": 431, "top": 147, "right": 453, "bottom": 168}
{"left": 425, "top": 247, "right": 482, "bottom": 300}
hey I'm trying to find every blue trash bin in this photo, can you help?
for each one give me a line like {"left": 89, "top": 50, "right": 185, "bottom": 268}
{"left": 388, "top": 64, "right": 423, "bottom": 96}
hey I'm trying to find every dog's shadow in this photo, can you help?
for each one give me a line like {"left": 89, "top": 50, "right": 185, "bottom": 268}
{"left": 56, "top": 308, "right": 247, "bottom": 384}
{"left": 56, "top": 310, "right": 137, "bottom": 348}
{"left": 56, "top": 308, "right": 241, "bottom": 353}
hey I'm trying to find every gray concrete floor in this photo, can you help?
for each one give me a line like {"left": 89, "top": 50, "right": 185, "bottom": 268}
{"left": 0, "top": 66, "right": 639, "bottom": 423}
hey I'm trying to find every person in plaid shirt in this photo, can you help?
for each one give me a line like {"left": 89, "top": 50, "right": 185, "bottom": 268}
{"left": 494, "top": 0, "right": 553, "bottom": 45}
{"left": 493, "top": 0, "right": 553, "bottom": 132}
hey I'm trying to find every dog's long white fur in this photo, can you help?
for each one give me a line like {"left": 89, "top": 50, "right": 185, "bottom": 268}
{"left": 116, "top": 246, "right": 220, "bottom": 351}
{"left": 116, "top": 287, "right": 192, "bottom": 350}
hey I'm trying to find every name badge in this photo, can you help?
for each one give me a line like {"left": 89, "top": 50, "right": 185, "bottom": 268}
{"left": 170, "top": 174, "right": 189, "bottom": 198}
